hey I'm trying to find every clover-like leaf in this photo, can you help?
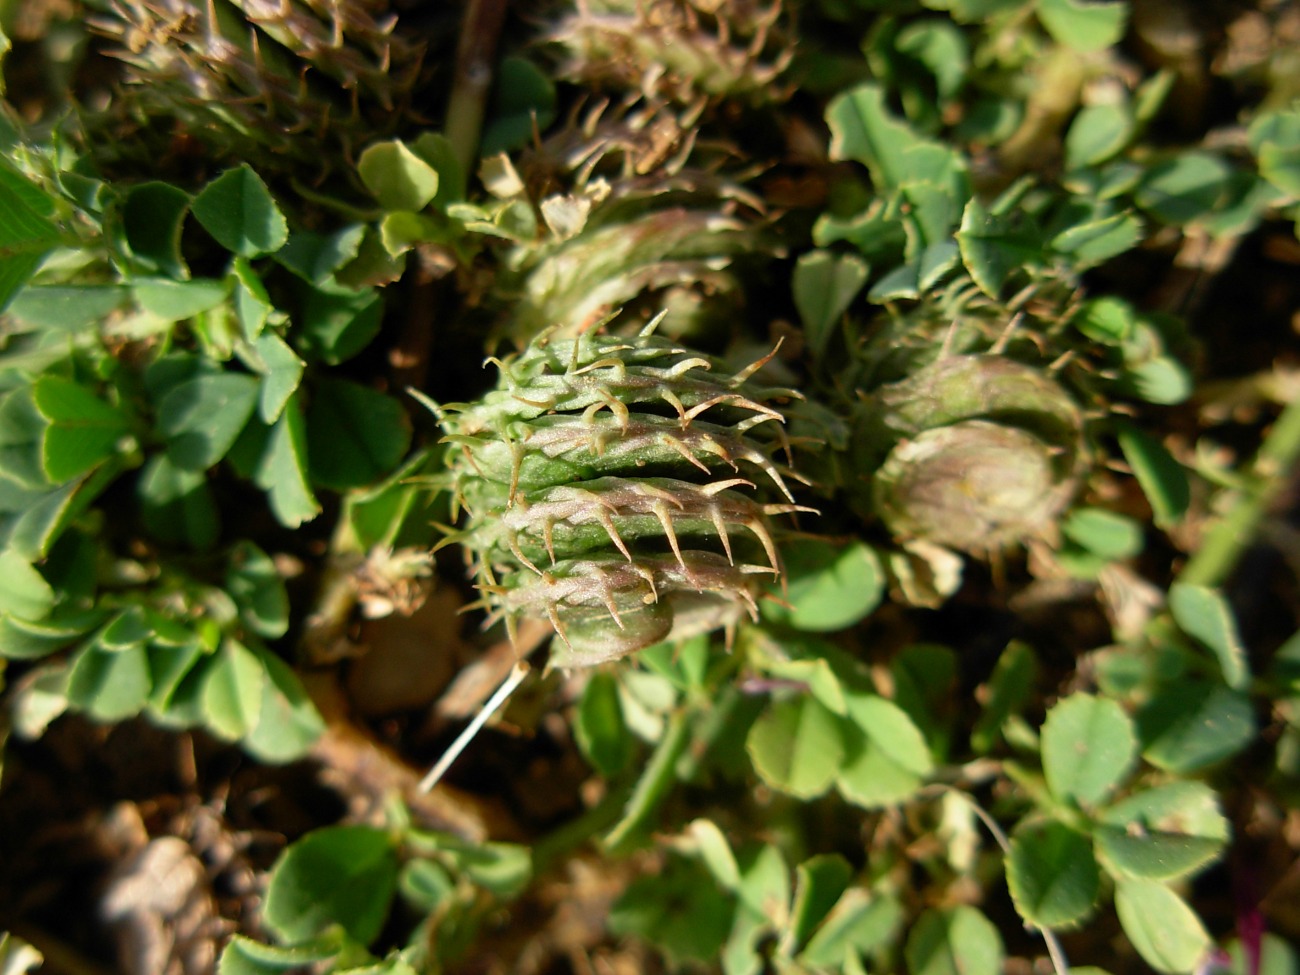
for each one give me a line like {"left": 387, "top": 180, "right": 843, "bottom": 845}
{"left": 192, "top": 165, "right": 288, "bottom": 258}
{"left": 747, "top": 694, "right": 845, "bottom": 799}
{"left": 358, "top": 140, "right": 440, "bottom": 212}
{"left": 1095, "top": 782, "right": 1229, "bottom": 882}
{"left": 762, "top": 539, "right": 883, "bottom": 633}
{"left": 1114, "top": 878, "right": 1211, "bottom": 974}
{"left": 904, "top": 905, "right": 1003, "bottom": 975}
{"left": 1007, "top": 819, "right": 1100, "bottom": 929}
{"left": 263, "top": 825, "right": 399, "bottom": 946}
{"left": 1041, "top": 693, "right": 1137, "bottom": 807}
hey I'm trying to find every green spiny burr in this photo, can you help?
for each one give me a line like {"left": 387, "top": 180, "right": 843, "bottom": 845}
{"left": 437, "top": 322, "right": 813, "bottom": 668}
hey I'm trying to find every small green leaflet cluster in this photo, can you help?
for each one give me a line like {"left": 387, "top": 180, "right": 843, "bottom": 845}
{"left": 436, "top": 325, "right": 813, "bottom": 667}
{"left": 611, "top": 820, "right": 911, "bottom": 975}
{"left": 1004, "top": 692, "right": 1230, "bottom": 972}
{"left": 358, "top": 125, "right": 768, "bottom": 347}
{"left": 219, "top": 820, "right": 532, "bottom": 975}
{"left": 0, "top": 133, "right": 419, "bottom": 758}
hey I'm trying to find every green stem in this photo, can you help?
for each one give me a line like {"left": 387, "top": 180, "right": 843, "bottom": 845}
{"left": 602, "top": 709, "right": 693, "bottom": 854}
{"left": 934, "top": 787, "right": 1074, "bottom": 975}
{"left": 529, "top": 783, "right": 630, "bottom": 875}
{"left": 1179, "top": 393, "right": 1300, "bottom": 588}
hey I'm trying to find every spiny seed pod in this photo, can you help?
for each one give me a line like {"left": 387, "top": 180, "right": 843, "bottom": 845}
{"left": 498, "top": 98, "right": 774, "bottom": 346}
{"left": 856, "top": 354, "right": 1085, "bottom": 552}
{"left": 89, "top": 0, "right": 425, "bottom": 179}
{"left": 437, "top": 322, "right": 812, "bottom": 668}
{"left": 545, "top": 0, "right": 793, "bottom": 107}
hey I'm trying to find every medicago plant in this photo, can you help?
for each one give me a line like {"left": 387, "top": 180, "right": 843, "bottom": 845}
{"left": 0, "top": 1, "right": 1298, "bottom": 975}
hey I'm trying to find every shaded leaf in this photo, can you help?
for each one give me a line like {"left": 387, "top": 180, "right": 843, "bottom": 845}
{"left": 1007, "top": 820, "right": 1100, "bottom": 929}
{"left": 1135, "top": 152, "right": 1233, "bottom": 226}
{"left": 158, "top": 372, "right": 260, "bottom": 471}
{"left": 1139, "top": 680, "right": 1255, "bottom": 773}
{"left": 792, "top": 251, "right": 868, "bottom": 362}
{"left": 575, "top": 670, "right": 634, "bottom": 777}
{"left": 192, "top": 165, "right": 289, "bottom": 257}
{"left": 226, "top": 541, "right": 289, "bottom": 639}
{"left": 137, "top": 453, "right": 219, "bottom": 550}
{"left": 253, "top": 395, "right": 320, "bottom": 528}
{"left": 122, "top": 181, "right": 191, "bottom": 278}
{"left": 904, "top": 905, "right": 1003, "bottom": 975}
{"left": 305, "top": 378, "right": 411, "bottom": 490}
{"left": 481, "top": 56, "right": 557, "bottom": 156}
{"left": 971, "top": 641, "right": 1038, "bottom": 754}
{"left": 300, "top": 286, "right": 383, "bottom": 365}
{"left": 1116, "top": 423, "right": 1189, "bottom": 527}
{"left": 608, "top": 856, "right": 734, "bottom": 966}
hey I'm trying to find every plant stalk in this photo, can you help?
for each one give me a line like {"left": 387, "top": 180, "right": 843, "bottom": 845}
{"left": 602, "top": 709, "right": 693, "bottom": 853}
{"left": 1179, "top": 393, "right": 1300, "bottom": 588}
{"left": 445, "top": 0, "right": 507, "bottom": 179}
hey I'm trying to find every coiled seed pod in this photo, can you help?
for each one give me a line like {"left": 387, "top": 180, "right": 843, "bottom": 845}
{"left": 438, "top": 323, "right": 811, "bottom": 668}
{"left": 856, "top": 353, "right": 1085, "bottom": 552}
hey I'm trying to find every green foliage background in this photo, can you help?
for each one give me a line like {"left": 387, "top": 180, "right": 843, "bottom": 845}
{"left": 0, "top": 0, "right": 1299, "bottom": 973}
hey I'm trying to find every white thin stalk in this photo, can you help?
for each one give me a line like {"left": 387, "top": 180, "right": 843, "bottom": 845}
{"left": 418, "top": 662, "right": 530, "bottom": 793}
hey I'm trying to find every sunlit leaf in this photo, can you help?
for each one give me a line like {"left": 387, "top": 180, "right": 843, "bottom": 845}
{"left": 747, "top": 694, "right": 845, "bottom": 799}
{"left": 1041, "top": 693, "right": 1137, "bottom": 807}
{"left": 1114, "top": 878, "right": 1211, "bottom": 974}
{"left": 1037, "top": 0, "right": 1128, "bottom": 53}
{"left": 762, "top": 539, "right": 883, "bottom": 633}
{"left": 1095, "top": 782, "right": 1229, "bottom": 882}
{"left": 358, "top": 140, "right": 440, "bottom": 212}
{"left": 263, "top": 825, "right": 399, "bottom": 945}
{"left": 1168, "top": 583, "right": 1250, "bottom": 690}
